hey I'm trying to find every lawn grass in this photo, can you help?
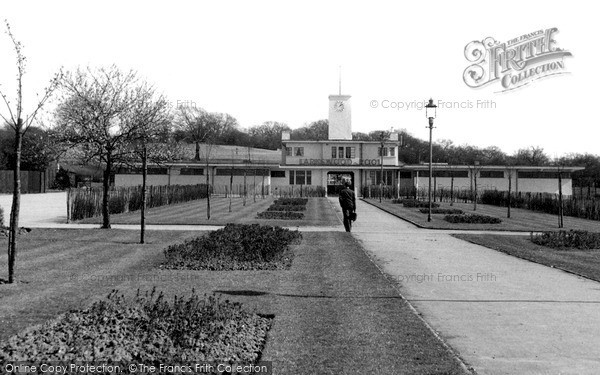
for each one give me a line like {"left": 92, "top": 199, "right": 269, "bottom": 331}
{"left": 365, "top": 198, "right": 600, "bottom": 232}
{"left": 79, "top": 196, "right": 340, "bottom": 227}
{"left": 454, "top": 233, "right": 600, "bottom": 282}
{"left": 0, "top": 228, "right": 467, "bottom": 374}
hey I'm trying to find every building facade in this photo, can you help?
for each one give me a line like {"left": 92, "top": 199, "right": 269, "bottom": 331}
{"left": 113, "top": 91, "right": 583, "bottom": 197}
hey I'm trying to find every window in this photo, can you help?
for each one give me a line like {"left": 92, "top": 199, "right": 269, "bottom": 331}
{"left": 345, "top": 147, "right": 355, "bottom": 158}
{"left": 295, "top": 147, "right": 304, "bottom": 156}
{"left": 389, "top": 147, "right": 395, "bottom": 157}
{"left": 378, "top": 147, "right": 388, "bottom": 157}
{"left": 419, "top": 170, "right": 469, "bottom": 178}
{"left": 332, "top": 147, "right": 337, "bottom": 158}
{"left": 296, "top": 170, "right": 305, "bottom": 185}
{"left": 116, "top": 167, "right": 140, "bottom": 174}
{"left": 518, "top": 171, "right": 571, "bottom": 179}
{"left": 147, "top": 168, "right": 167, "bottom": 175}
{"left": 271, "top": 170, "right": 286, "bottom": 178}
{"left": 215, "top": 169, "right": 269, "bottom": 176}
{"left": 370, "top": 170, "right": 394, "bottom": 185}
{"left": 480, "top": 171, "right": 504, "bottom": 178}
{"left": 180, "top": 168, "right": 203, "bottom": 175}
{"left": 285, "top": 147, "right": 292, "bottom": 156}
{"left": 289, "top": 170, "right": 312, "bottom": 185}
{"left": 338, "top": 147, "right": 344, "bottom": 158}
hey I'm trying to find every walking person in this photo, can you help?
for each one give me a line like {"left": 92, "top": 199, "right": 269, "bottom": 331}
{"left": 338, "top": 181, "right": 356, "bottom": 232}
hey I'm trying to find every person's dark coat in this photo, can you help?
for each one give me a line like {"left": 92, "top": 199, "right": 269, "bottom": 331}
{"left": 339, "top": 186, "right": 356, "bottom": 210}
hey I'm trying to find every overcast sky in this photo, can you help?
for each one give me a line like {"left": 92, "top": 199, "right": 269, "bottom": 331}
{"left": 0, "top": 0, "right": 595, "bottom": 157}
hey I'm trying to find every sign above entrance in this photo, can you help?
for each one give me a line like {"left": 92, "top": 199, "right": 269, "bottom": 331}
{"left": 298, "top": 158, "right": 381, "bottom": 166}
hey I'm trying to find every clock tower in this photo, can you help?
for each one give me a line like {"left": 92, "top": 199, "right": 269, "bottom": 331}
{"left": 328, "top": 94, "right": 352, "bottom": 140}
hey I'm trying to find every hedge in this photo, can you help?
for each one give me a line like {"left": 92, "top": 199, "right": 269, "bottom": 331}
{"left": 444, "top": 214, "right": 501, "bottom": 224}
{"left": 69, "top": 184, "right": 209, "bottom": 221}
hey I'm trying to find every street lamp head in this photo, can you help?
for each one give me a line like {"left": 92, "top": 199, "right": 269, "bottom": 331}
{"left": 425, "top": 98, "right": 437, "bottom": 120}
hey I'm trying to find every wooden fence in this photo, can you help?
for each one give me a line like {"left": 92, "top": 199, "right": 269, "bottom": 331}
{"left": 0, "top": 170, "right": 49, "bottom": 194}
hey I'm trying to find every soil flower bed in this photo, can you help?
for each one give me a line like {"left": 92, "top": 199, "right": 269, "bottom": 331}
{"left": 0, "top": 289, "right": 271, "bottom": 366}
{"left": 256, "top": 211, "right": 304, "bottom": 220}
{"left": 531, "top": 230, "right": 600, "bottom": 250}
{"left": 162, "top": 223, "right": 301, "bottom": 270}
{"left": 257, "top": 198, "right": 308, "bottom": 220}
{"left": 444, "top": 213, "right": 502, "bottom": 224}
{"left": 418, "top": 208, "right": 464, "bottom": 215}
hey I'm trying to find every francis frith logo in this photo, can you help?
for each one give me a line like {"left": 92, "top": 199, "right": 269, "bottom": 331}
{"left": 463, "top": 28, "right": 572, "bottom": 92}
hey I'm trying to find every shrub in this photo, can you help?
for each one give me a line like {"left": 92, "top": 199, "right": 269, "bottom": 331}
{"left": 419, "top": 208, "right": 464, "bottom": 215}
{"left": 0, "top": 206, "right": 4, "bottom": 227}
{"left": 531, "top": 230, "right": 600, "bottom": 250}
{"left": 50, "top": 167, "right": 72, "bottom": 190}
{"left": 108, "top": 195, "right": 128, "bottom": 214}
{"left": 163, "top": 224, "right": 301, "bottom": 270}
{"left": 444, "top": 214, "right": 501, "bottom": 224}
{"left": 0, "top": 289, "right": 272, "bottom": 364}
{"left": 257, "top": 211, "right": 304, "bottom": 220}
{"left": 402, "top": 199, "right": 440, "bottom": 209}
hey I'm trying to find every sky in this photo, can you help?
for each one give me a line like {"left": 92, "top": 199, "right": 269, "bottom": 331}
{"left": 0, "top": 0, "right": 596, "bottom": 157}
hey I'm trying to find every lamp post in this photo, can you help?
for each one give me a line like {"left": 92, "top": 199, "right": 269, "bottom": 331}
{"left": 473, "top": 160, "right": 480, "bottom": 211}
{"left": 425, "top": 98, "right": 437, "bottom": 222}
{"left": 379, "top": 137, "right": 385, "bottom": 203}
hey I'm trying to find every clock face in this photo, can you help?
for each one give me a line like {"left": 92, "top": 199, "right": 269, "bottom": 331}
{"left": 334, "top": 100, "right": 345, "bottom": 112}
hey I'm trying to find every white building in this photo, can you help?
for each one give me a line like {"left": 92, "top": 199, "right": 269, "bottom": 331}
{"left": 114, "top": 91, "right": 583, "bottom": 197}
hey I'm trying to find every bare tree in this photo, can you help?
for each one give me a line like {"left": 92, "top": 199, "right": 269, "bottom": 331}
{"left": 176, "top": 108, "right": 235, "bottom": 219}
{"left": 55, "top": 65, "right": 144, "bottom": 229}
{"left": 0, "top": 21, "right": 60, "bottom": 283}
{"left": 120, "top": 83, "right": 173, "bottom": 243}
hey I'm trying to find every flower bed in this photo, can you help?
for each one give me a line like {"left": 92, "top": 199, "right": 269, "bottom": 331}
{"left": 419, "top": 208, "right": 464, "bottom": 215}
{"left": 256, "top": 211, "right": 304, "bottom": 220}
{"left": 444, "top": 214, "right": 502, "bottom": 224}
{"left": 400, "top": 199, "right": 440, "bottom": 209}
{"left": 266, "top": 204, "right": 306, "bottom": 212}
{"left": 274, "top": 198, "right": 308, "bottom": 206}
{"left": 162, "top": 223, "right": 301, "bottom": 270}
{"left": 531, "top": 230, "right": 600, "bottom": 250}
{"left": 0, "top": 289, "right": 271, "bottom": 365}
{"left": 257, "top": 197, "right": 308, "bottom": 220}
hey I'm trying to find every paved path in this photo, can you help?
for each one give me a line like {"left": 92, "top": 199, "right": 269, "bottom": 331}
{"left": 0, "top": 192, "right": 67, "bottom": 225}
{"left": 347, "top": 198, "right": 600, "bottom": 375}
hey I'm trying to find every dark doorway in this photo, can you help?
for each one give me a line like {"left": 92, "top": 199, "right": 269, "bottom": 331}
{"left": 327, "top": 171, "right": 354, "bottom": 196}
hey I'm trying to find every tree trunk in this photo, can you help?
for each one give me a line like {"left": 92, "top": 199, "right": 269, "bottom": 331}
{"left": 507, "top": 172, "right": 512, "bottom": 218}
{"left": 450, "top": 174, "right": 454, "bottom": 206}
{"left": 7, "top": 119, "right": 23, "bottom": 284}
{"left": 243, "top": 170, "right": 247, "bottom": 206}
{"left": 140, "top": 145, "right": 147, "bottom": 244}
{"left": 473, "top": 171, "right": 478, "bottom": 211}
{"left": 102, "top": 151, "right": 112, "bottom": 229}
{"left": 558, "top": 169, "right": 564, "bottom": 228}
{"left": 206, "top": 164, "right": 210, "bottom": 220}
{"left": 229, "top": 164, "right": 233, "bottom": 212}
{"left": 195, "top": 142, "right": 200, "bottom": 160}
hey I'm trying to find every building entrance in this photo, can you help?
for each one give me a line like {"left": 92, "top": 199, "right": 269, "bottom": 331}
{"left": 327, "top": 171, "right": 354, "bottom": 196}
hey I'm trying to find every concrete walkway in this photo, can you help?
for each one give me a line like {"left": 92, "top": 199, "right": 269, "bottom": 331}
{"left": 347, "top": 198, "right": 600, "bottom": 375}
{"left": 0, "top": 192, "right": 67, "bottom": 225}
